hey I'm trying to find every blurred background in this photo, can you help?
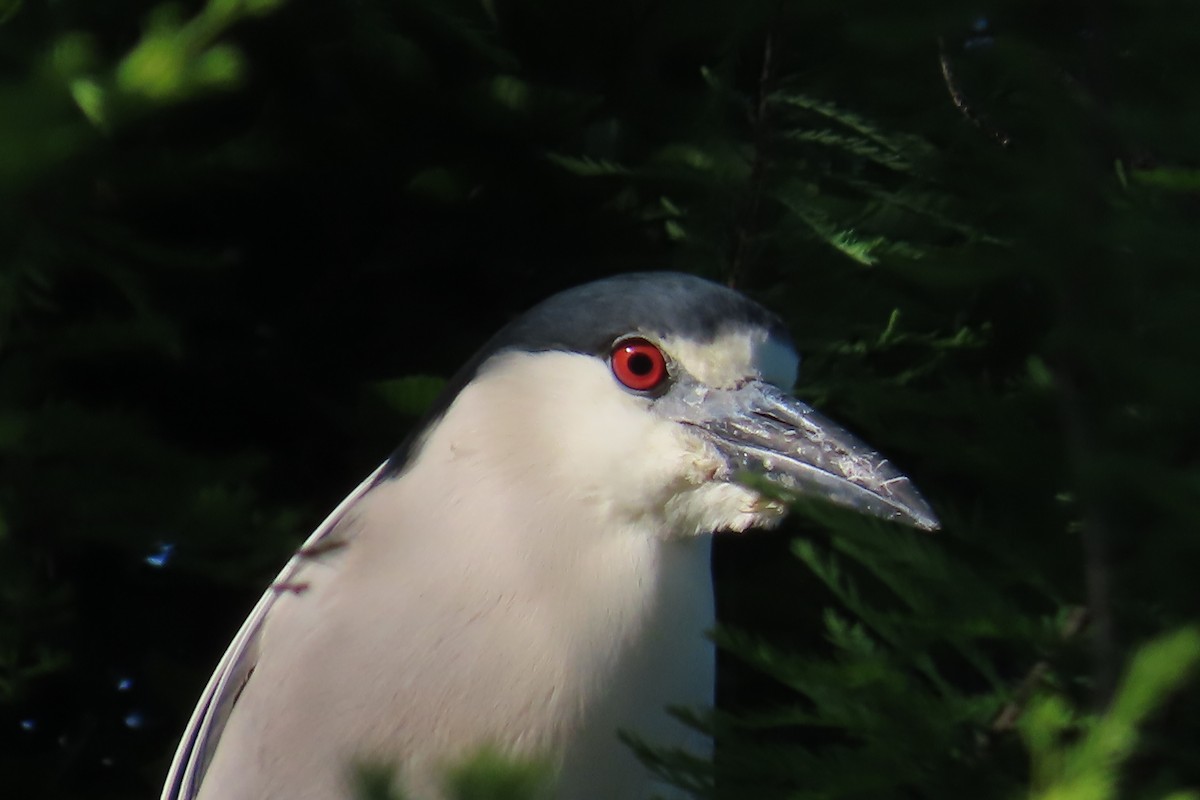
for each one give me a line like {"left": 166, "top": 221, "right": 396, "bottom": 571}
{"left": 2, "top": 0, "right": 1199, "bottom": 797}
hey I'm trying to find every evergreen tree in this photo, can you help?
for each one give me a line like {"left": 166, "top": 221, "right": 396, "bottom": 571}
{"left": 1, "top": 1, "right": 1198, "bottom": 797}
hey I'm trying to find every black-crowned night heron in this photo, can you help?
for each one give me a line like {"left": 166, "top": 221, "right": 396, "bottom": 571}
{"left": 162, "top": 272, "right": 938, "bottom": 800}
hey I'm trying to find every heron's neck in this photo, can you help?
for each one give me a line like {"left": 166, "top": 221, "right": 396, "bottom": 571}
{"left": 350, "top": 456, "right": 717, "bottom": 797}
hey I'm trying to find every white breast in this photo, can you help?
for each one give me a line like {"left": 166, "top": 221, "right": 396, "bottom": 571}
{"left": 195, "top": 352, "right": 718, "bottom": 799}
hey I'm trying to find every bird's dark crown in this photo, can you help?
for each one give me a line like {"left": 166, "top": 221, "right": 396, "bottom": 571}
{"left": 380, "top": 272, "right": 791, "bottom": 479}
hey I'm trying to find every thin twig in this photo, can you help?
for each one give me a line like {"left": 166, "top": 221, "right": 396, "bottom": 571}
{"left": 937, "top": 37, "right": 1012, "bottom": 147}
{"left": 1073, "top": 0, "right": 1120, "bottom": 710}
{"left": 727, "top": 27, "right": 775, "bottom": 290}
{"left": 991, "top": 606, "right": 1090, "bottom": 732}
{"left": 1055, "top": 365, "right": 1118, "bottom": 705}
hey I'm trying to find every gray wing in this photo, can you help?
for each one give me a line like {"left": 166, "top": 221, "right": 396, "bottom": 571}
{"left": 160, "top": 463, "right": 388, "bottom": 800}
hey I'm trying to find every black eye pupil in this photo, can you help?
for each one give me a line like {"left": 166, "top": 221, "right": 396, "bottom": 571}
{"left": 628, "top": 353, "right": 653, "bottom": 375}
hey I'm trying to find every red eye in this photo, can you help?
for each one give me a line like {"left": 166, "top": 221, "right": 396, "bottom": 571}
{"left": 610, "top": 338, "right": 668, "bottom": 392}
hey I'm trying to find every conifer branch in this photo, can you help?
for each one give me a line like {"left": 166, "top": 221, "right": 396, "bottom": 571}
{"left": 991, "top": 606, "right": 1090, "bottom": 732}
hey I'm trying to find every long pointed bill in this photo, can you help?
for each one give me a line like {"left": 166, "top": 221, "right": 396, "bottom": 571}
{"left": 661, "top": 380, "right": 940, "bottom": 531}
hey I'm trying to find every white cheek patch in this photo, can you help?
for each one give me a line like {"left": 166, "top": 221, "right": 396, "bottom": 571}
{"left": 659, "top": 330, "right": 798, "bottom": 390}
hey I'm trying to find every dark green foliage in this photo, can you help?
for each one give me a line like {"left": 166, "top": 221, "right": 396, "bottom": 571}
{"left": 1, "top": 0, "right": 1199, "bottom": 798}
{"left": 353, "top": 748, "right": 553, "bottom": 800}
{"left": 441, "top": 748, "right": 554, "bottom": 800}
{"left": 1020, "top": 629, "right": 1200, "bottom": 800}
